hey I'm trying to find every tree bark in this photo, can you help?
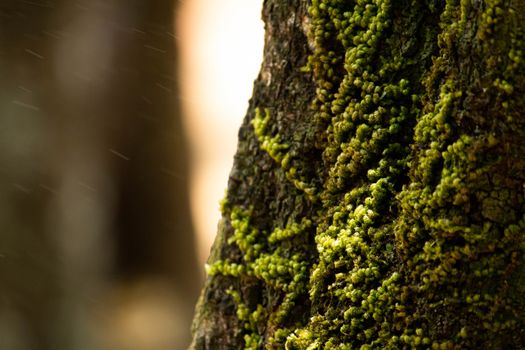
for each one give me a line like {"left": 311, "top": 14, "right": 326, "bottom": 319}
{"left": 191, "top": 0, "right": 525, "bottom": 349}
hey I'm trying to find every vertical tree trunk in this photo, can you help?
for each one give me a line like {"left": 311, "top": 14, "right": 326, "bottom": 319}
{"left": 191, "top": 0, "right": 525, "bottom": 349}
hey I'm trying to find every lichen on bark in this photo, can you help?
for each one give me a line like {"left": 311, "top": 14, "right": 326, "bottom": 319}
{"left": 191, "top": 1, "right": 525, "bottom": 349}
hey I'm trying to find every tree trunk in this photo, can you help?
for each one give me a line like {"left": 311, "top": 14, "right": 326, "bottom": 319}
{"left": 191, "top": 0, "right": 525, "bottom": 348}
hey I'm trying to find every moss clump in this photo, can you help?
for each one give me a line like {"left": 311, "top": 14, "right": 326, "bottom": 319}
{"left": 252, "top": 108, "right": 319, "bottom": 201}
{"left": 208, "top": 203, "right": 313, "bottom": 348}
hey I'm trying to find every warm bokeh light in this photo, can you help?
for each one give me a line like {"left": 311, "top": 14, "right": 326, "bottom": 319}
{"left": 0, "top": 1, "right": 265, "bottom": 348}
{"left": 177, "top": 0, "right": 265, "bottom": 263}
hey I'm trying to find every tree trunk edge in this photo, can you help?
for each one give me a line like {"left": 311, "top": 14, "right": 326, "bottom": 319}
{"left": 190, "top": 0, "right": 525, "bottom": 349}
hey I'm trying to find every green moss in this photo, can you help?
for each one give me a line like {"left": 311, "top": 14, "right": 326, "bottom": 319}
{"left": 252, "top": 108, "right": 319, "bottom": 201}
{"left": 205, "top": 0, "right": 525, "bottom": 348}
{"left": 208, "top": 202, "right": 312, "bottom": 347}
{"left": 227, "top": 289, "right": 266, "bottom": 349}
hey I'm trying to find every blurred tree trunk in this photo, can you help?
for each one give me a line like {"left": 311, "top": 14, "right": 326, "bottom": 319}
{"left": 191, "top": 0, "right": 525, "bottom": 349}
{"left": 0, "top": 0, "right": 200, "bottom": 349}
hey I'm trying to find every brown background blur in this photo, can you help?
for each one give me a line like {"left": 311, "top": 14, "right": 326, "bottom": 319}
{"left": 0, "top": 1, "right": 263, "bottom": 349}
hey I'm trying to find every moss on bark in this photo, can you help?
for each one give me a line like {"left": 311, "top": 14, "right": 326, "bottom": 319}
{"left": 191, "top": 1, "right": 525, "bottom": 349}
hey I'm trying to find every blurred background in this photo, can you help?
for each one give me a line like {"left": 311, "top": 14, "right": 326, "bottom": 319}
{"left": 0, "top": 0, "right": 263, "bottom": 349}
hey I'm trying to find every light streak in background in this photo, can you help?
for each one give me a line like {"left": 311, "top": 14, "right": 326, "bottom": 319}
{"left": 177, "top": 0, "right": 265, "bottom": 264}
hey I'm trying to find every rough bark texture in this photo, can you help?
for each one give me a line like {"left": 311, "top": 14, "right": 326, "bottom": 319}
{"left": 191, "top": 0, "right": 525, "bottom": 349}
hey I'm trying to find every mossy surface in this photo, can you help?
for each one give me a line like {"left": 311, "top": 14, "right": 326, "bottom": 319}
{"left": 192, "top": 0, "right": 525, "bottom": 349}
